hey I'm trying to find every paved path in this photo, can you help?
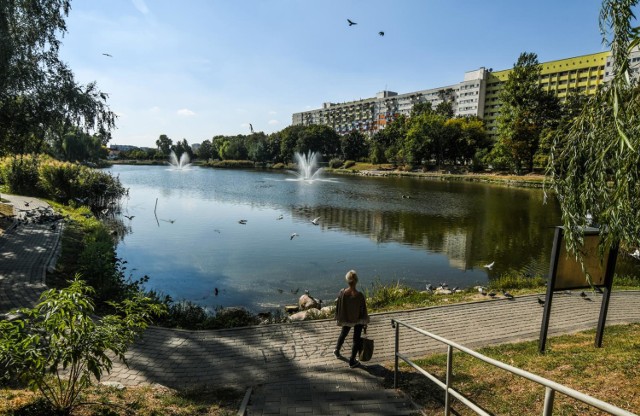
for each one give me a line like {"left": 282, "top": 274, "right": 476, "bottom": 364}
{"left": 2, "top": 195, "right": 640, "bottom": 414}
{"left": 0, "top": 195, "right": 62, "bottom": 315}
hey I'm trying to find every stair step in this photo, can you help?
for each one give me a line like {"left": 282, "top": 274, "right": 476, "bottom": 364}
{"left": 246, "top": 389, "right": 420, "bottom": 415}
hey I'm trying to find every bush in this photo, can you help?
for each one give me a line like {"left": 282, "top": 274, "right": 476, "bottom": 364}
{"left": 0, "top": 154, "right": 127, "bottom": 210}
{"left": 365, "top": 280, "right": 418, "bottom": 310}
{"left": 0, "top": 154, "right": 41, "bottom": 195}
{"left": 0, "top": 277, "right": 166, "bottom": 415}
{"left": 207, "top": 160, "right": 255, "bottom": 169}
{"left": 152, "top": 300, "right": 260, "bottom": 330}
{"left": 344, "top": 160, "right": 356, "bottom": 169}
{"left": 328, "top": 158, "right": 344, "bottom": 169}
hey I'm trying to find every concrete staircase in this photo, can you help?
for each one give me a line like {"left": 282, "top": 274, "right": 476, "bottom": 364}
{"left": 245, "top": 378, "right": 421, "bottom": 415}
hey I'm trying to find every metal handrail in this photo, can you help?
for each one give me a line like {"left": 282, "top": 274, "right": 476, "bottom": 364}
{"left": 391, "top": 318, "right": 637, "bottom": 416}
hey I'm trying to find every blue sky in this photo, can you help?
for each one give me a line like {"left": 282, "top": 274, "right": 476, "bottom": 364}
{"left": 59, "top": 0, "right": 620, "bottom": 148}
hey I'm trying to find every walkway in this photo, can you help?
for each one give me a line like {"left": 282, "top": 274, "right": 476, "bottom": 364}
{"left": 0, "top": 194, "right": 62, "bottom": 314}
{"left": 2, "top": 195, "right": 640, "bottom": 415}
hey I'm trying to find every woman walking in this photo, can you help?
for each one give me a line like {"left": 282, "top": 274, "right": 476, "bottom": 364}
{"left": 334, "top": 270, "right": 370, "bottom": 368}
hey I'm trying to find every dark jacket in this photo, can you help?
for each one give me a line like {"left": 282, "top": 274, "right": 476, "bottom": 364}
{"left": 335, "top": 288, "right": 370, "bottom": 327}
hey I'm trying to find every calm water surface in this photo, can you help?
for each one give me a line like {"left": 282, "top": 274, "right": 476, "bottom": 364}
{"left": 111, "top": 165, "right": 564, "bottom": 312}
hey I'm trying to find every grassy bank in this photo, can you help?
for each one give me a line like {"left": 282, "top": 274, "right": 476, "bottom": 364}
{"left": 388, "top": 322, "right": 640, "bottom": 415}
{"left": 327, "top": 161, "right": 546, "bottom": 188}
{"left": 364, "top": 273, "right": 640, "bottom": 314}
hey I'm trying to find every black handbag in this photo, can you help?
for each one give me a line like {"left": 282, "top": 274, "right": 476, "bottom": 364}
{"left": 359, "top": 327, "right": 374, "bottom": 361}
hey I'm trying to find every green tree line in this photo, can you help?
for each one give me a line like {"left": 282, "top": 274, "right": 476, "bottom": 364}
{"left": 124, "top": 58, "right": 589, "bottom": 174}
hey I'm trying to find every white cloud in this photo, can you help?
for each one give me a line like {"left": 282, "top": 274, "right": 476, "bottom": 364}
{"left": 268, "top": 119, "right": 280, "bottom": 125}
{"left": 131, "top": 0, "right": 150, "bottom": 15}
{"left": 268, "top": 110, "right": 277, "bottom": 115}
{"left": 177, "top": 108, "right": 196, "bottom": 117}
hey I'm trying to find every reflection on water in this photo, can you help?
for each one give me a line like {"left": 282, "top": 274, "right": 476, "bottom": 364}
{"left": 109, "top": 165, "right": 633, "bottom": 313}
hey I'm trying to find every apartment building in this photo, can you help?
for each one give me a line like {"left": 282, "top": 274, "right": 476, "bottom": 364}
{"left": 292, "top": 68, "right": 488, "bottom": 135}
{"left": 292, "top": 49, "right": 639, "bottom": 137}
{"left": 483, "top": 51, "right": 609, "bottom": 134}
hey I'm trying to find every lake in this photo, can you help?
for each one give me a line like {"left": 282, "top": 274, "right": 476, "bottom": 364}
{"left": 111, "top": 164, "right": 564, "bottom": 312}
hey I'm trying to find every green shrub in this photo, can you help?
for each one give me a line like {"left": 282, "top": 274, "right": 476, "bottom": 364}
{"left": 0, "top": 154, "right": 126, "bottom": 210}
{"left": 208, "top": 160, "right": 254, "bottom": 169}
{"left": 365, "top": 280, "right": 419, "bottom": 309}
{"left": 0, "top": 154, "right": 41, "bottom": 195}
{"left": 328, "top": 158, "right": 344, "bottom": 169}
{"left": 0, "top": 277, "right": 166, "bottom": 415}
{"left": 153, "top": 301, "right": 260, "bottom": 330}
{"left": 344, "top": 160, "right": 356, "bottom": 169}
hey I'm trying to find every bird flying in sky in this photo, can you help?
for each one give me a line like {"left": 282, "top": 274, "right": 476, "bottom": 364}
{"left": 379, "top": 31, "right": 384, "bottom": 36}
{"left": 102, "top": 53, "right": 112, "bottom": 57}
{"left": 347, "top": 19, "right": 357, "bottom": 26}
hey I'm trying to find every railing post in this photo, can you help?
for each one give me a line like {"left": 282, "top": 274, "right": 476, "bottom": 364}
{"left": 543, "top": 387, "right": 555, "bottom": 416}
{"left": 394, "top": 320, "right": 400, "bottom": 389}
{"left": 445, "top": 345, "right": 453, "bottom": 416}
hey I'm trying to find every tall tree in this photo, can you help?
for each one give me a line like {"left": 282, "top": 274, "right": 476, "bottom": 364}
{"left": 435, "top": 88, "right": 455, "bottom": 118}
{"left": 156, "top": 134, "right": 172, "bottom": 156}
{"left": 548, "top": 0, "right": 640, "bottom": 264}
{"left": 196, "top": 139, "right": 215, "bottom": 160}
{"left": 403, "top": 112, "right": 447, "bottom": 167}
{"left": 341, "top": 130, "right": 368, "bottom": 161}
{"left": 497, "top": 52, "right": 561, "bottom": 173}
{"left": 0, "top": 0, "right": 115, "bottom": 156}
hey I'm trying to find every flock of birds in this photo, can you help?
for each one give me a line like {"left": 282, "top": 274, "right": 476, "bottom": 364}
{"left": 427, "top": 273, "right": 606, "bottom": 307}
{"left": 346, "top": 18, "right": 384, "bottom": 37}
{"left": 235, "top": 214, "right": 321, "bottom": 241}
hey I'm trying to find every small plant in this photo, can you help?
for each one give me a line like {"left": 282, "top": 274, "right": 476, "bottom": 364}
{"left": 614, "top": 274, "right": 640, "bottom": 287}
{"left": 488, "top": 273, "right": 546, "bottom": 290}
{"left": 343, "top": 160, "right": 356, "bottom": 169}
{"left": 328, "top": 158, "right": 344, "bottom": 169}
{"left": 0, "top": 276, "right": 166, "bottom": 415}
{"left": 366, "top": 280, "right": 419, "bottom": 309}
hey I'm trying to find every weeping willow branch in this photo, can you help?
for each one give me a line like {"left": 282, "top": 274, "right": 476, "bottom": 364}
{"left": 547, "top": 0, "right": 640, "bottom": 268}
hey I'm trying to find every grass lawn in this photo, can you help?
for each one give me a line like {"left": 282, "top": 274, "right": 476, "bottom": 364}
{"left": 0, "top": 384, "right": 245, "bottom": 416}
{"left": 387, "top": 323, "right": 640, "bottom": 415}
